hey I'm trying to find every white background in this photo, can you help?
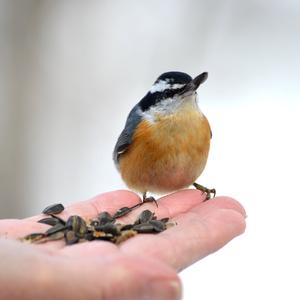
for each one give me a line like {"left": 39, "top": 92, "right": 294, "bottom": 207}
{"left": 1, "top": 1, "right": 299, "bottom": 299}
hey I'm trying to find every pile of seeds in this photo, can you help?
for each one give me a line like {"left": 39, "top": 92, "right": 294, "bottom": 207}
{"left": 22, "top": 203, "right": 175, "bottom": 245}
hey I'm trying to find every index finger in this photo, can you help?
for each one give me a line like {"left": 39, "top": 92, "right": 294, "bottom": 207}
{"left": 25, "top": 190, "right": 141, "bottom": 223}
{"left": 25, "top": 189, "right": 208, "bottom": 224}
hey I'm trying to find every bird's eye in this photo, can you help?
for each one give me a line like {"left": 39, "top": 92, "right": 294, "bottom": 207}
{"left": 162, "top": 89, "right": 172, "bottom": 99}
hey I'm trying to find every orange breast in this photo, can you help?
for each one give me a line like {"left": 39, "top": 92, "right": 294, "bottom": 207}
{"left": 119, "top": 108, "right": 211, "bottom": 193}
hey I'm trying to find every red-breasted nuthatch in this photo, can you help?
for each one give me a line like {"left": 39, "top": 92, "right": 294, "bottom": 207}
{"left": 113, "top": 71, "right": 215, "bottom": 201}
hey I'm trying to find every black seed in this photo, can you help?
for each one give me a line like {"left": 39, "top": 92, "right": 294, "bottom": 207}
{"left": 25, "top": 202, "right": 174, "bottom": 246}
{"left": 98, "top": 212, "right": 115, "bottom": 225}
{"left": 133, "top": 223, "right": 155, "bottom": 233}
{"left": 46, "top": 231, "right": 64, "bottom": 241}
{"left": 23, "top": 233, "right": 46, "bottom": 242}
{"left": 42, "top": 203, "right": 65, "bottom": 215}
{"left": 134, "top": 210, "right": 155, "bottom": 224}
{"left": 120, "top": 224, "right": 134, "bottom": 231}
{"left": 46, "top": 223, "right": 66, "bottom": 236}
{"left": 84, "top": 232, "right": 95, "bottom": 241}
{"left": 149, "top": 220, "right": 166, "bottom": 232}
{"left": 38, "top": 217, "right": 60, "bottom": 226}
{"left": 160, "top": 217, "right": 169, "bottom": 223}
{"left": 95, "top": 223, "right": 119, "bottom": 236}
{"left": 113, "top": 207, "right": 132, "bottom": 219}
{"left": 49, "top": 214, "right": 66, "bottom": 225}
{"left": 66, "top": 215, "right": 87, "bottom": 238}
{"left": 64, "top": 230, "right": 79, "bottom": 245}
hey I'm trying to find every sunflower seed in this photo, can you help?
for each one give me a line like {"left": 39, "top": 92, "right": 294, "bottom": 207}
{"left": 98, "top": 211, "right": 115, "bottom": 225}
{"left": 42, "top": 203, "right": 65, "bottom": 215}
{"left": 66, "top": 215, "right": 87, "bottom": 238}
{"left": 134, "top": 209, "right": 155, "bottom": 224}
{"left": 23, "top": 202, "right": 176, "bottom": 246}
{"left": 38, "top": 217, "right": 60, "bottom": 226}
{"left": 113, "top": 207, "right": 132, "bottom": 219}
{"left": 132, "top": 223, "right": 155, "bottom": 233}
{"left": 160, "top": 217, "right": 169, "bottom": 223}
{"left": 149, "top": 220, "right": 166, "bottom": 232}
{"left": 45, "top": 223, "right": 66, "bottom": 236}
{"left": 64, "top": 230, "right": 79, "bottom": 245}
{"left": 49, "top": 214, "right": 66, "bottom": 225}
{"left": 22, "top": 233, "right": 46, "bottom": 243}
{"left": 120, "top": 224, "right": 134, "bottom": 231}
{"left": 84, "top": 231, "right": 95, "bottom": 241}
{"left": 46, "top": 231, "right": 65, "bottom": 241}
{"left": 95, "top": 223, "right": 119, "bottom": 236}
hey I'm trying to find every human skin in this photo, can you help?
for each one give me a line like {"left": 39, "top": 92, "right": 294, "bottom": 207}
{"left": 0, "top": 190, "right": 246, "bottom": 300}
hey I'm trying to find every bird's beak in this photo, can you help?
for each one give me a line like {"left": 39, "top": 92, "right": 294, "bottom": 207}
{"left": 179, "top": 72, "right": 208, "bottom": 95}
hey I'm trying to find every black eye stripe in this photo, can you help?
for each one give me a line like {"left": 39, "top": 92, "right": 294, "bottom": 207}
{"left": 162, "top": 87, "right": 185, "bottom": 98}
{"left": 139, "top": 87, "right": 186, "bottom": 112}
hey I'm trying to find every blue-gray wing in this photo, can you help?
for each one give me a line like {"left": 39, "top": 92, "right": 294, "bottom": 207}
{"left": 113, "top": 105, "right": 142, "bottom": 168}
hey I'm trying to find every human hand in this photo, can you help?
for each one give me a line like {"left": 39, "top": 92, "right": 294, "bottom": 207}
{"left": 0, "top": 190, "right": 246, "bottom": 300}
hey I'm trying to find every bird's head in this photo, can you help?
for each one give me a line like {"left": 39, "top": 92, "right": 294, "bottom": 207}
{"left": 138, "top": 71, "right": 208, "bottom": 118}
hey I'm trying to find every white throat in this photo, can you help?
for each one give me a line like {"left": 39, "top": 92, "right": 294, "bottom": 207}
{"left": 142, "top": 93, "right": 199, "bottom": 123}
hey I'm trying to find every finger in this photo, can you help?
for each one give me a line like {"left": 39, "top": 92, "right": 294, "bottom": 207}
{"left": 193, "top": 196, "right": 247, "bottom": 217}
{"left": 117, "top": 189, "right": 207, "bottom": 224}
{"left": 120, "top": 196, "right": 246, "bottom": 271}
{"left": 26, "top": 190, "right": 141, "bottom": 223}
{"left": 117, "top": 190, "right": 245, "bottom": 224}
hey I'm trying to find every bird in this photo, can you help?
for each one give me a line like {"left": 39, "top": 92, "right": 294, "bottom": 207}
{"left": 113, "top": 71, "right": 215, "bottom": 203}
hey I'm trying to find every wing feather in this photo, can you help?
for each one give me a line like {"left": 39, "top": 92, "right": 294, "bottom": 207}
{"left": 113, "top": 105, "right": 142, "bottom": 167}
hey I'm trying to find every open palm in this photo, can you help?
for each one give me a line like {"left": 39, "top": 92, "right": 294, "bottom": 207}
{"left": 0, "top": 190, "right": 246, "bottom": 300}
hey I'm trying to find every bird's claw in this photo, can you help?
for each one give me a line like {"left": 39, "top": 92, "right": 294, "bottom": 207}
{"left": 142, "top": 196, "right": 158, "bottom": 207}
{"left": 193, "top": 183, "right": 216, "bottom": 201}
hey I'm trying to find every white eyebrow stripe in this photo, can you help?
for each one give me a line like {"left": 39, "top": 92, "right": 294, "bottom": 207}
{"left": 171, "top": 83, "right": 186, "bottom": 89}
{"left": 150, "top": 80, "right": 185, "bottom": 93}
{"left": 150, "top": 80, "right": 170, "bottom": 93}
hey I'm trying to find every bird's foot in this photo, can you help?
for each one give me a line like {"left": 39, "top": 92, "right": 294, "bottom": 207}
{"left": 142, "top": 193, "right": 158, "bottom": 208}
{"left": 193, "top": 182, "right": 216, "bottom": 201}
{"left": 143, "top": 196, "right": 158, "bottom": 207}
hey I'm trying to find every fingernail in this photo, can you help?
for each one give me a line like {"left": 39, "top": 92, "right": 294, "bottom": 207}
{"left": 145, "top": 279, "right": 182, "bottom": 300}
